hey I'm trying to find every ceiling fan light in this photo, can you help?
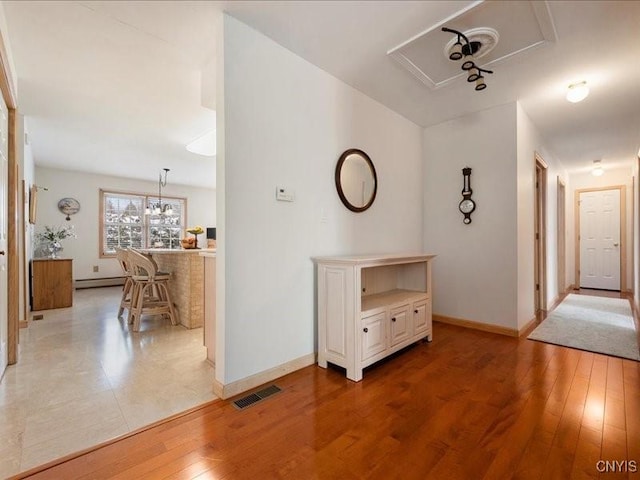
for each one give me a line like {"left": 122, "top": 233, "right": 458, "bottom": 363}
{"left": 449, "top": 41, "right": 463, "bottom": 61}
{"left": 475, "top": 76, "right": 486, "bottom": 91}
{"left": 461, "top": 56, "right": 475, "bottom": 71}
{"left": 566, "top": 81, "right": 589, "bottom": 103}
{"left": 467, "top": 67, "right": 480, "bottom": 82}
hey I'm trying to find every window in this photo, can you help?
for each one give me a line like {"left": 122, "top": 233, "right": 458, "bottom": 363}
{"left": 100, "top": 190, "right": 187, "bottom": 257}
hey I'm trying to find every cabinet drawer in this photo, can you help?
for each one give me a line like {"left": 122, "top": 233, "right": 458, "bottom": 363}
{"left": 389, "top": 304, "right": 411, "bottom": 346}
{"left": 361, "top": 312, "right": 386, "bottom": 360}
{"left": 413, "top": 300, "right": 431, "bottom": 335}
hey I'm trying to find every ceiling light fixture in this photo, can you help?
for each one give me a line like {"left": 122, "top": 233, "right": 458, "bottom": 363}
{"left": 566, "top": 81, "right": 589, "bottom": 103}
{"left": 591, "top": 159, "right": 604, "bottom": 177}
{"left": 145, "top": 168, "right": 173, "bottom": 216}
{"left": 442, "top": 27, "right": 493, "bottom": 91}
{"left": 186, "top": 130, "right": 216, "bottom": 157}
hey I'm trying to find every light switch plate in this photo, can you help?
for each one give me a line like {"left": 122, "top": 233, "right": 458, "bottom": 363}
{"left": 276, "top": 186, "right": 295, "bottom": 202}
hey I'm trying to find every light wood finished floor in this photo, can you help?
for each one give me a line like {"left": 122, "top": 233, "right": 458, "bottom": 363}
{"left": 0, "top": 287, "right": 215, "bottom": 478}
{"left": 16, "top": 296, "right": 640, "bottom": 479}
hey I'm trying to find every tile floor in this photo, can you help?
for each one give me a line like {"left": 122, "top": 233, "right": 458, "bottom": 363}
{"left": 0, "top": 286, "right": 216, "bottom": 478}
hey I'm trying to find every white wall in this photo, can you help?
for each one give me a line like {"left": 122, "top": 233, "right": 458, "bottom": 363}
{"left": 516, "top": 103, "right": 567, "bottom": 327}
{"left": 567, "top": 166, "right": 634, "bottom": 291}
{"left": 217, "top": 15, "right": 423, "bottom": 384}
{"left": 423, "top": 103, "right": 518, "bottom": 330}
{"left": 34, "top": 166, "right": 215, "bottom": 280}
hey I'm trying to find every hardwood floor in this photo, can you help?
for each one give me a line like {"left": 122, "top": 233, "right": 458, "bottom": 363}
{"left": 15, "top": 318, "right": 640, "bottom": 480}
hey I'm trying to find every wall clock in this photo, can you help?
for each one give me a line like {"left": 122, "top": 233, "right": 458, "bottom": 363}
{"left": 459, "top": 167, "right": 475, "bottom": 224}
{"left": 58, "top": 197, "right": 80, "bottom": 221}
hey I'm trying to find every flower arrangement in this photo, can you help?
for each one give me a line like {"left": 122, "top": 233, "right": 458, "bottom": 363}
{"left": 36, "top": 225, "right": 77, "bottom": 258}
{"left": 37, "top": 224, "right": 77, "bottom": 242}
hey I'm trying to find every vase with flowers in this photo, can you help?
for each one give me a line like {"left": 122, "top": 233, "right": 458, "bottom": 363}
{"left": 36, "top": 225, "right": 77, "bottom": 258}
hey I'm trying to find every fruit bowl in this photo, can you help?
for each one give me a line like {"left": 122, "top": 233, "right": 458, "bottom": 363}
{"left": 180, "top": 237, "right": 197, "bottom": 249}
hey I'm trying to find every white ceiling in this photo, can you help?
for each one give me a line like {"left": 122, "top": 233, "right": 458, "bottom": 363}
{"left": 3, "top": 0, "right": 221, "bottom": 187}
{"left": 3, "top": 1, "right": 640, "bottom": 187}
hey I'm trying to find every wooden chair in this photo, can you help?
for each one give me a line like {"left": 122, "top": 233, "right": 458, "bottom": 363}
{"left": 115, "top": 247, "right": 133, "bottom": 320}
{"left": 127, "top": 248, "right": 178, "bottom": 331}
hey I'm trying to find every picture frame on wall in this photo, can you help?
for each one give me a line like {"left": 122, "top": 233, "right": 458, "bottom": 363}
{"left": 29, "top": 184, "right": 37, "bottom": 224}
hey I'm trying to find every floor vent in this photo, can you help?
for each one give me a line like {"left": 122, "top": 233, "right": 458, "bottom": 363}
{"left": 232, "top": 385, "right": 282, "bottom": 410}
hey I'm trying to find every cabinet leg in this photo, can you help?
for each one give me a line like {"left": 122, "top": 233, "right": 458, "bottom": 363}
{"left": 347, "top": 368, "right": 363, "bottom": 382}
{"left": 426, "top": 334, "right": 433, "bottom": 343}
{"left": 318, "top": 357, "right": 327, "bottom": 369}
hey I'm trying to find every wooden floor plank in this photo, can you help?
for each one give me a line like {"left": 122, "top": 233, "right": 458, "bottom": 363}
{"left": 14, "top": 320, "right": 640, "bottom": 480}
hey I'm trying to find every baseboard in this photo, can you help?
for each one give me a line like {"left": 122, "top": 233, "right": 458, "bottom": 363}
{"left": 631, "top": 297, "right": 640, "bottom": 332}
{"left": 547, "top": 294, "right": 565, "bottom": 313}
{"left": 433, "top": 314, "right": 519, "bottom": 337}
{"left": 518, "top": 316, "right": 537, "bottom": 337}
{"left": 74, "top": 277, "right": 125, "bottom": 289}
{"left": 213, "top": 353, "right": 316, "bottom": 400}
{"left": 547, "top": 295, "right": 560, "bottom": 311}
{"left": 19, "top": 320, "right": 28, "bottom": 329}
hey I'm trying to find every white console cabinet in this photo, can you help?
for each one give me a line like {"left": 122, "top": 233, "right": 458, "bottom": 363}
{"left": 313, "top": 253, "right": 436, "bottom": 381}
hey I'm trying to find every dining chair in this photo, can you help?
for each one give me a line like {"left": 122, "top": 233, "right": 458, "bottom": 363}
{"left": 114, "top": 247, "right": 133, "bottom": 320}
{"left": 127, "top": 248, "right": 178, "bottom": 331}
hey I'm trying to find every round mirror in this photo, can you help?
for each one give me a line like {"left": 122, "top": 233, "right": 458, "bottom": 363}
{"left": 335, "top": 149, "right": 378, "bottom": 212}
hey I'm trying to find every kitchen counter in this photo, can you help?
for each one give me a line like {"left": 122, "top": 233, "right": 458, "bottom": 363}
{"left": 139, "top": 248, "right": 215, "bottom": 328}
{"left": 142, "top": 248, "right": 216, "bottom": 254}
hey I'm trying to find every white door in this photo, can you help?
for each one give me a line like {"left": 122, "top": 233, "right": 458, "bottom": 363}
{"left": 0, "top": 98, "right": 8, "bottom": 376}
{"left": 579, "top": 189, "right": 621, "bottom": 290}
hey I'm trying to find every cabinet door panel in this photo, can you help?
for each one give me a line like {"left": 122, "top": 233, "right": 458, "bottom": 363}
{"left": 361, "top": 312, "right": 386, "bottom": 360}
{"left": 390, "top": 305, "right": 411, "bottom": 346}
{"left": 32, "top": 260, "right": 73, "bottom": 311}
{"left": 413, "top": 300, "right": 431, "bottom": 335}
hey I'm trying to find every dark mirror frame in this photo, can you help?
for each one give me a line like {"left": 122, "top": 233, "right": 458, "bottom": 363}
{"left": 335, "top": 148, "right": 378, "bottom": 212}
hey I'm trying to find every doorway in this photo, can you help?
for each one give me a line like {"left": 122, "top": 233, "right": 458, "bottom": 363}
{"left": 576, "top": 186, "right": 626, "bottom": 291}
{"left": 557, "top": 177, "right": 566, "bottom": 296}
{"left": 534, "top": 154, "right": 548, "bottom": 313}
{"left": 0, "top": 99, "right": 7, "bottom": 377}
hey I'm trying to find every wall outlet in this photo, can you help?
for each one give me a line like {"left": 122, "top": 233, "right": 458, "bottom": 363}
{"left": 93, "top": 265, "right": 99, "bottom": 272}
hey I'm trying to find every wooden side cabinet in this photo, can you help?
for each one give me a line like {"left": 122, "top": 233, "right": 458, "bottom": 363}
{"left": 31, "top": 258, "right": 73, "bottom": 311}
{"left": 313, "top": 253, "right": 436, "bottom": 382}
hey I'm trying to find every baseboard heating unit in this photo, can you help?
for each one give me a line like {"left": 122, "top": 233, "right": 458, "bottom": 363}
{"left": 74, "top": 277, "right": 125, "bottom": 289}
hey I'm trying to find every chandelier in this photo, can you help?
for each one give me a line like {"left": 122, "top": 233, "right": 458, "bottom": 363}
{"left": 145, "top": 168, "right": 173, "bottom": 216}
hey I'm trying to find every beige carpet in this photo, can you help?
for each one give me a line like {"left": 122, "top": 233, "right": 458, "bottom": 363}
{"left": 528, "top": 294, "right": 640, "bottom": 361}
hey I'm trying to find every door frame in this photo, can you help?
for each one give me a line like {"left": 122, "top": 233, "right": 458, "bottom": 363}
{"left": 0, "top": 29, "right": 18, "bottom": 365}
{"left": 557, "top": 176, "right": 566, "bottom": 296}
{"left": 534, "top": 153, "right": 548, "bottom": 312}
{"left": 574, "top": 185, "right": 627, "bottom": 292}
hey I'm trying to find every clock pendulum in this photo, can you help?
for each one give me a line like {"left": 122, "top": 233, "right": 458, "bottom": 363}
{"left": 459, "top": 167, "right": 476, "bottom": 224}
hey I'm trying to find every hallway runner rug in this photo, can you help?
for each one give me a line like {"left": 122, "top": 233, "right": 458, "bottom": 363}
{"left": 528, "top": 293, "right": 640, "bottom": 361}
